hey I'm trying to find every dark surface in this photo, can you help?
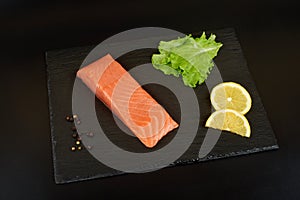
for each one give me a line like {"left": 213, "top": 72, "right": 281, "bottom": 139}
{"left": 46, "top": 28, "right": 277, "bottom": 184}
{"left": 1, "top": 0, "right": 300, "bottom": 199}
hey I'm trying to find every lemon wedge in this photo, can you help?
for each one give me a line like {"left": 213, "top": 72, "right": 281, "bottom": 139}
{"left": 205, "top": 109, "right": 251, "bottom": 137}
{"left": 210, "top": 82, "right": 252, "bottom": 114}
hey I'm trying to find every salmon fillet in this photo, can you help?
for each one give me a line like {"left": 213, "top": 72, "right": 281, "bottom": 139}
{"left": 76, "top": 54, "right": 179, "bottom": 148}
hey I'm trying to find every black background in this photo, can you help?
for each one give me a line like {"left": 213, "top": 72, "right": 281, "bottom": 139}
{"left": 1, "top": 0, "right": 299, "bottom": 199}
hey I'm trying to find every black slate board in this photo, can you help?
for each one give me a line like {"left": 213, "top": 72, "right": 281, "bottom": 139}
{"left": 46, "top": 28, "right": 278, "bottom": 184}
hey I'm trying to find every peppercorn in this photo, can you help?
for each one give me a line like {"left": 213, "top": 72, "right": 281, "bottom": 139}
{"left": 65, "top": 116, "right": 74, "bottom": 122}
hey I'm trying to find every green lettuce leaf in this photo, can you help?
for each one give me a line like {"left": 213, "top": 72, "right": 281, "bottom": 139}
{"left": 151, "top": 32, "right": 223, "bottom": 87}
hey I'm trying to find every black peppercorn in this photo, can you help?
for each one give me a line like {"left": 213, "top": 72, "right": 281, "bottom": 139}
{"left": 65, "top": 116, "right": 74, "bottom": 122}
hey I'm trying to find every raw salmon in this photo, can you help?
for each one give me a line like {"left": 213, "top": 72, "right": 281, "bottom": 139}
{"left": 77, "top": 54, "right": 178, "bottom": 148}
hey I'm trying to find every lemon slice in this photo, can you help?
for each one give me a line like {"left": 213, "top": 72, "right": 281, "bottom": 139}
{"left": 211, "top": 82, "right": 252, "bottom": 115}
{"left": 205, "top": 109, "right": 251, "bottom": 137}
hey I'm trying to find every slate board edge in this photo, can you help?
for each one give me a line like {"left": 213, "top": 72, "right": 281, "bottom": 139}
{"left": 45, "top": 51, "right": 61, "bottom": 184}
{"left": 223, "top": 27, "right": 279, "bottom": 148}
{"left": 55, "top": 144, "right": 278, "bottom": 184}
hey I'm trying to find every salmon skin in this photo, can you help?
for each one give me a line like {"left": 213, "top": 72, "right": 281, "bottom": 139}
{"left": 77, "top": 54, "right": 179, "bottom": 148}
